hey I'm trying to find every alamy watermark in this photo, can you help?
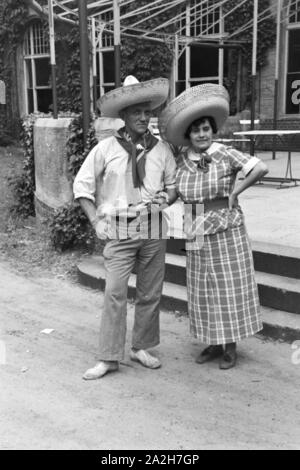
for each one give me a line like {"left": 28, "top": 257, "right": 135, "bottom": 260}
{"left": 0, "top": 340, "right": 6, "bottom": 365}
{"left": 101, "top": 202, "right": 205, "bottom": 249}
{"left": 291, "top": 340, "right": 300, "bottom": 365}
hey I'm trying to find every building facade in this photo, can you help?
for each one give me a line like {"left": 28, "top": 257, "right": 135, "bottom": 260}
{"left": 3, "top": 0, "right": 300, "bottom": 132}
{"left": 259, "top": 0, "right": 300, "bottom": 122}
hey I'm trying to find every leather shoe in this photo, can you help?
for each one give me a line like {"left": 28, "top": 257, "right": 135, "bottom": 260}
{"left": 82, "top": 361, "right": 119, "bottom": 380}
{"left": 195, "top": 345, "right": 223, "bottom": 364}
{"left": 130, "top": 349, "right": 161, "bottom": 369}
{"left": 219, "top": 350, "right": 237, "bottom": 370}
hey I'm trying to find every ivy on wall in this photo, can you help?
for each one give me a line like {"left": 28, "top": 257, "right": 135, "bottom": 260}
{"left": 10, "top": 112, "right": 98, "bottom": 251}
{"left": 55, "top": 25, "right": 83, "bottom": 113}
{"left": 49, "top": 203, "right": 95, "bottom": 252}
{"left": 0, "top": 0, "right": 30, "bottom": 142}
{"left": 120, "top": 0, "right": 276, "bottom": 111}
{"left": 66, "top": 114, "right": 98, "bottom": 178}
{"left": 223, "top": 0, "right": 277, "bottom": 112}
{"left": 9, "top": 114, "right": 36, "bottom": 217}
{"left": 0, "top": 0, "right": 83, "bottom": 141}
{"left": 120, "top": 0, "right": 180, "bottom": 81}
{"left": 49, "top": 115, "right": 98, "bottom": 251}
{"left": 224, "top": 0, "right": 276, "bottom": 69}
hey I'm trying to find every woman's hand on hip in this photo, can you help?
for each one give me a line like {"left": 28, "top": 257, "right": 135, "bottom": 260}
{"left": 229, "top": 192, "right": 239, "bottom": 210}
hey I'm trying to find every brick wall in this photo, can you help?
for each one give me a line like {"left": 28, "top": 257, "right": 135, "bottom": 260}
{"left": 257, "top": 119, "right": 300, "bottom": 150}
{"left": 258, "top": 47, "right": 277, "bottom": 119}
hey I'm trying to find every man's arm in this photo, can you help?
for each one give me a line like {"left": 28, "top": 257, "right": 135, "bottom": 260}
{"left": 151, "top": 143, "right": 178, "bottom": 207}
{"left": 77, "top": 197, "right": 97, "bottom": 226}
{"left": 78, "top": 197, "right": 111, "bottom": 240}
{"left": 166, "top": 188, "right": 178, "bottom": 206}
{"left": 73, "top": 143, "right": 109, "bottom": 239}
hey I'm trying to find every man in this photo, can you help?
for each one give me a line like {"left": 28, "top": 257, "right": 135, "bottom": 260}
{"left": 73, "top": 76, "right": 177, "bottom": 380}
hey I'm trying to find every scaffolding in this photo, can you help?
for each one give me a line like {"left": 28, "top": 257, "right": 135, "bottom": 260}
{"left": 27, "top": 0, "right": 300, "bottom": 145}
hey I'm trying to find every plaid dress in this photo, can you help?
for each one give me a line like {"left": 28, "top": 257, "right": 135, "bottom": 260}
{"left": 176, "top": 143, "right": 262, "bottom": 344}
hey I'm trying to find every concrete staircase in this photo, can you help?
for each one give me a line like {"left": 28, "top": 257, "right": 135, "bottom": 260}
{"left": 166, "top": 239, "right": 300, "bottom": 314}
{"left": 77, "top": 239, "right": 300, "bottom": 343}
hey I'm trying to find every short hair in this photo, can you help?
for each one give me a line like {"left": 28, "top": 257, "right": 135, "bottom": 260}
{"left": 184, "top": 116, "right": 217, "bottom": 139}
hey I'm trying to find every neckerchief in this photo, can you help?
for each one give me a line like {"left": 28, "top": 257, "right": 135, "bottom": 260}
{"left": 190, "top": 149, "right": 212, "bottom": 173}
{"left": 116, "top": 127, "right": 159, "bottom": 187}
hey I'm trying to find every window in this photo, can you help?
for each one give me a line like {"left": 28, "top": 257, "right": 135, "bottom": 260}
{"left": 176, "top": 0, "right": 222, "bottom": 94}
{"left": 24, "top": 22, "right": 52, "bottom": 114}
{"left": 95, "top": 12, "right": 115, "bottom": 98}
{"left": 189, "top": 0, "right": 220, "bottom": 37}
{"left": 289, "top": 0, "right": 300, "bottom": 23}
{"left": 285, "top": 1, "right": 300, "bottom": 114}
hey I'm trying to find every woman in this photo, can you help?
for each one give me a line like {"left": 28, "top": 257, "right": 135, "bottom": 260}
{"left": 159, "top": 84, "right": 268, "bottom": 369}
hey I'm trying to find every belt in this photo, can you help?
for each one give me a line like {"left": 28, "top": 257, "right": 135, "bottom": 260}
{"left": 192, "top": 197, "right": 229, "bottom": 215}
{"left": 204, "top": 197, "right": 229, "bottom": 211}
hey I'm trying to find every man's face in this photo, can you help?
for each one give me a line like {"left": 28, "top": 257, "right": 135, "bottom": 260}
{"left": 122, "top": 102, "right": 152, "bottom": 137}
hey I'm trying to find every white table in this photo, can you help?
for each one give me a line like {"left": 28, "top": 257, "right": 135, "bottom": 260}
{"left": 234, "top": 130, "right": 300, "bottom": 187}
{"left": 214, "top": 138, "right": 251, "bottom": 144}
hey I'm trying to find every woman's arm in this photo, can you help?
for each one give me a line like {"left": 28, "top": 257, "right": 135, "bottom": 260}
{"left": 229, "top": 161, "right": 269, "bottom": 209}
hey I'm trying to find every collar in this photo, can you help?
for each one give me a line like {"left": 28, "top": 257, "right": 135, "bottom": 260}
{"left": 188, "top": 149, "right": 205, "bottom": 162}
{"left": 188, "top": 142, "right": 222, "bottom": 160}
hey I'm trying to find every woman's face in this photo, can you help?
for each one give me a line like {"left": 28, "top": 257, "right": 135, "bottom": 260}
{"left": 189, "top": 118, "right": 213, "bottom": 152}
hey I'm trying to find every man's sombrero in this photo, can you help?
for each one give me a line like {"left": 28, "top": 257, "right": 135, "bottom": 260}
{"left": 97, "top": 75, "right": 169, "bottom": 118}
{"left": 158, "top": 83, "right": 230, "bottom": 146}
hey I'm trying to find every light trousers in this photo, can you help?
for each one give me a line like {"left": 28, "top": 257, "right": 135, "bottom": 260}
{"left": 97, "top": 238, "right": 167, "bottom": 361}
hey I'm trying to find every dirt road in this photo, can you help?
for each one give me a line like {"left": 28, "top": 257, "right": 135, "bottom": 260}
{"left": 0, "top": 261, "right": 299, "bottom": 450}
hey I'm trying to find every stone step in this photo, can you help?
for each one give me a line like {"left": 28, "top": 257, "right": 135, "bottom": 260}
{"left": 77, "top": 256, "right": 300, "bottom": 343}
{"left": 166, "top": 239, "right": 300, "bottom": 280}
{"left": 252, "top": 241, "right": 300, "bottom": 280}
{"left": 256, "top": 271, "right": 300, "bottom": 314}
{"left": 164, "top": 253, "right": 300, "bottom": 315}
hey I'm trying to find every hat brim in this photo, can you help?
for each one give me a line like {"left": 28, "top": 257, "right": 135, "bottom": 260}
{"left": 97, "top": 78, "right": 169, "bottom": 118}
{"left": 159, "top": 85, "right": 229, "bottom": 146}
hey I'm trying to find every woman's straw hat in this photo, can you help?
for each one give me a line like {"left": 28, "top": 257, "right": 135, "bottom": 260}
{"left": 158, "top": 83, "right": 230, "bottom": 146}
{"left": 97, "top": 75, "right": 169, "bottom": 118}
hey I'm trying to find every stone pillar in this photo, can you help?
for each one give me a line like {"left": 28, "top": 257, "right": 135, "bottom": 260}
{"left": 33, "top": 116, "right": 127, "bottom": 223}
{"left": 94, "top": 117, "right": 124, "bottom": 141}
{"left": 34, "top": 117, "right": 73, "bottom": 222}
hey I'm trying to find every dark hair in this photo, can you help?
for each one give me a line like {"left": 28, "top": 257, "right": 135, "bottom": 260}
{"left": 184, "top": 116, "right": 217, "bottom": 139}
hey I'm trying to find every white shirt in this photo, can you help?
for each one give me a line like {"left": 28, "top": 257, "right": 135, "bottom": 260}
{"left": 73, "top": 135, "right": 176, "bottom": 216}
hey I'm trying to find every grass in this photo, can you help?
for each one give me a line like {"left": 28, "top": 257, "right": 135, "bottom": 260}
{"left": 0, "top": 145, "right": 90, "bottom": 280}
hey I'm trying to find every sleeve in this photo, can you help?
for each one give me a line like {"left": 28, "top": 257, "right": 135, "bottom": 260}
{"left": 227, "top": 147, "right": 261, "bottom": 176}
{"left": 163, "top": 144, "right": 177, "bottom": 189}
{"left": 73, "top": 143, "right": 105, "bottom": 203}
